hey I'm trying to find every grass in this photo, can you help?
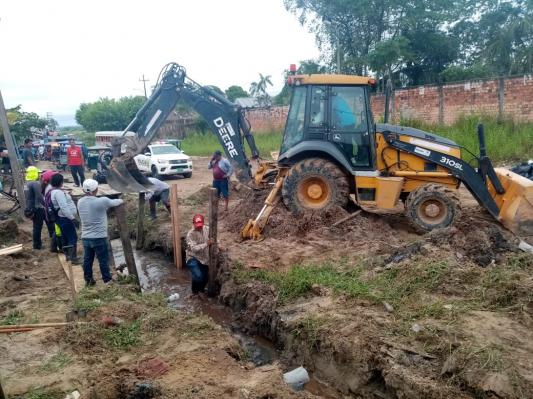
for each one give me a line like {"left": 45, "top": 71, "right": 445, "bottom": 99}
{"left": 39, "top": 352, "right": 72, "bottom": 373}
{"left": 401, "top": 115, "right": 533, "bottom": 163}
{"left": 291, "top": 316, "right": 328, "bottom": 351}
{"left": 104, "top": 319, "right": 142, "bottom": 348}
{"left": 181, "top": 130, "right": 282, "bottom": 157}
{"left": 13, "top": 389, "right": 65, "bottom": 399}
{"left": 1, "top": 309, "right": 25, "bottom": 325}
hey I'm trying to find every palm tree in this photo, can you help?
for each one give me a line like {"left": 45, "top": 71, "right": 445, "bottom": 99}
{"left": 249, "top": 73, "right": 273, "bottom": 106}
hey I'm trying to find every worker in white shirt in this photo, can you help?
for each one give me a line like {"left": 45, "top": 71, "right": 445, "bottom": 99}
{"left": 146, "top": 177, "right": 171, "bottom": 219}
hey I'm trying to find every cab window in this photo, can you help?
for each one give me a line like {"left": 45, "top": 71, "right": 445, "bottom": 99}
{"left": 331, "top": 87, "right": 367, "bottom": 132}
{"left": 281, "top": 86, "right": 307, "bottom": 153}
{"left": 309, "top": 86, "right": 327, "bottom": 128}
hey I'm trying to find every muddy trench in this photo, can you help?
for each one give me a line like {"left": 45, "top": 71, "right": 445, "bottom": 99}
{"left": 111, "top": 240, "right": 343, "bottom": 398}
{"left": 111, "top": 236, "right": 447, "bottom": 399}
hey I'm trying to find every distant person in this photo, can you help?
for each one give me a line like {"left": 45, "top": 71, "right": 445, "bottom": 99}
{"left": 208, "top": 150, "right": 232, "bottom": 211}
{"left": 147, "top": 177, "right": 171, "bottom": 219}
{"left": 185, "top": 214, "right": 213, "bottom": 296}
{"left": 24, "top": 166, "right": 45, "bottom": 249}
{"left": 22, "top": 138, "right": 34, "bottom": 168}
{"left": 38, "top": 145, "right": 45, "bottom": 160}
{"left": 77, "top": 179, "right": 123, "bottom": 286}
{"left": 0, "top": 144, "right": 11, "bottom": 173}
{"left": 67, "top": 138, "right": 85, "bottom": 187}
{"left": 41, "top": 170, "right": 61, "bottom": 252}
{"left": 48, "top": 173, "right": 81, "bottom": 264}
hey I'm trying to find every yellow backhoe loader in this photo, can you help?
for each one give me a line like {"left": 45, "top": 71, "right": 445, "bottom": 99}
{"left": 241, "top": 71, "right": 533, "bottom": 240}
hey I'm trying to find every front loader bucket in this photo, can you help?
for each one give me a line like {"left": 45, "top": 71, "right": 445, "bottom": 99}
{"left": 106, "top": 157, "right": 153, "bottom": 193}
{"left": 490, "top": 168, "right": 533, "bottom": 237}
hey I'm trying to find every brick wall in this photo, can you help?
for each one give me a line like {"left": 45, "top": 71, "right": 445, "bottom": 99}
{"left": 244, "top": 106, "right": 288, "bottom": 133}
{"left": 371, "top": 75, "right": 533, "bottom": 124}
{"left": 232, "top": 75, "right": 533, "bottom": 132}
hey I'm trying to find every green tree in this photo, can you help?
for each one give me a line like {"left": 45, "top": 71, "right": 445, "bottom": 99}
{"left": 75, "top": 96, "right": 145, "bottom": 132}
{"left": 225, "top": 85, "right": 249, "bottom": 102}
{"left": 5, "top": 105, "right": 51, "bottom": 142}
{"left": 250, "top": 73, "right": 273, "bottom": 107}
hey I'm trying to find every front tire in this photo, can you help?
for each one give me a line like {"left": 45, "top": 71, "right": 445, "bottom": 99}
{"left": 405, "top": 184, "right": 460, "bottom": 232}
{"left": 182, "top": 172, "right": 192, "bottom": 179}
{"left": 282, "top": 158, "right": 349, "bottom": 214}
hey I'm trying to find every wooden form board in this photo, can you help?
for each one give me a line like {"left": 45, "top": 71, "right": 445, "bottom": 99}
{"left": 58, "top": 253, "right": 85, "bottom": 293}
{"left": 170, "top": 184, "right": 182, "bottom": 269}
{"left": 0, "top": 244, "right": 23, "bottom": 256}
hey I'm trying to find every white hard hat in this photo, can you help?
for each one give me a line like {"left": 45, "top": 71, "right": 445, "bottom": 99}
{"left": 82, "top": 179, "right": 99, "bottom": 193}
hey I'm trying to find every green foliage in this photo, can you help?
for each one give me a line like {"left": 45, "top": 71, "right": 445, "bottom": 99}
{"left": 75, "top": 96, "right": 145, "bottom": 132}
{"left": 285, "top": 0, "right": 533, "bottom": 85}
{"left": 14, "top": 389, "right": 64, "bottom": 399}
{"left": 250, "top": 73, "right": 273, "bottom": 107}
{"left": 401, "top": 115, "right": 533, "bottom": 162}
{"left": 225, "top": 85, "right": 249, "bottom": 102}
{"left": 104, "top": 319, "right": 142, "bottom": 348}
{"left": 1, "top": 309, "right": 25, "bottom": 325}
{"left": 4, "top": 105, "right": 52, "bottom": 143}
{"left": 181, "top": 131, "right": 282, "bottom": 157}
{"left": 39, "top": 352, "right": 72, "bottom": 373}
{"left": 235, "top": 262, "right": 371, "bottom": 304}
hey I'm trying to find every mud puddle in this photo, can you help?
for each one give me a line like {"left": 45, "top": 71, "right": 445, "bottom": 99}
{"left": 110, "top": 240, "right": 342, "bottom": 397}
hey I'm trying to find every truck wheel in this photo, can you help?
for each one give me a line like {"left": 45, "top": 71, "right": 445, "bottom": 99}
{"left": 183, "top": 172, "right": 192, "bottom": 179}
{"left": 151, "top": 165, "right": 160, "bottom": 179}
{"left": 282, "top": 158, "right": 349, "bottom": 213}
{"left": 405, "top": 184, "right": 460, "bottom": 233}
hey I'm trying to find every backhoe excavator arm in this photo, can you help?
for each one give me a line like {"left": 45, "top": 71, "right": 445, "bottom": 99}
{"left": 107, "top": 63, "right": 259, "bottom": 192}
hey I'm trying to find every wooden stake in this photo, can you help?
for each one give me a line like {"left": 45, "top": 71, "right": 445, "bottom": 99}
{"left": 0, "top": 374, "right": 5, "bottom": 399}
{"left": 107, "top": 238, "right": 116, "bottom": 269}
{"left": 136, "top": 192, "right": 145, "bottom": 250}
{"left": 115, "top": 202, "right": 139, "bottom": 283}
{"left": 207, "top": 188, "right": 219, "bottom": 296}
{"left": 0, "top": 90, "right": 26, "bottom": 216}
{"left": 331, "top": 210, "right": 362, "bottom": 228}
{"left": 170, "top": 184, "right": 182, "bottom": 269}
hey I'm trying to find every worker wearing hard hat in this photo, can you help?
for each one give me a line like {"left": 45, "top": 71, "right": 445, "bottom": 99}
{"left": 77, "top": 179, "right": 123, "bottom": 286}
{"left": 185, "top": 214, "right": 214, "bottom": 296}
{"left": 24, "top": 166, "right": 45, "bottom": 249}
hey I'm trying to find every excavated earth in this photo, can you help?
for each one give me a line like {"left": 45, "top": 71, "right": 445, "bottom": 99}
{"left": 111, "top": 179, "right": 533, "bottom": 398}
{"left": 2, "top": 169, "right": 533, "bottom": 398}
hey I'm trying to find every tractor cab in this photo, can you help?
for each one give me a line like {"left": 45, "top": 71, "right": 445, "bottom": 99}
{"left": 278, "top": 74, "right": 377, "bottom": 173}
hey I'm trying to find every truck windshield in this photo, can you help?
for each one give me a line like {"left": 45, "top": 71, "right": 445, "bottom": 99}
{"left": 151, "top": 146, "right": 182, "bottom": 155}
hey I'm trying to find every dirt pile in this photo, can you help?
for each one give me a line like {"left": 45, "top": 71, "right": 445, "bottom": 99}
{"left": 0, "top": 219, "right": 22, "bottom": 245}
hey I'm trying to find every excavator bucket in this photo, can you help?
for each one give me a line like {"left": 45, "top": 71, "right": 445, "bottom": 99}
{"left": 490, "top": 168, "right": 533, "bottom": 237}
{"left": 106, "top": 156, "right": 153, "bottom": 194}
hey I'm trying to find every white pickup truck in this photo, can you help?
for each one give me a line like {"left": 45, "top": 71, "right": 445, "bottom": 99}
{"left": 134, "top": 143, "right": 193, "bottom": 179}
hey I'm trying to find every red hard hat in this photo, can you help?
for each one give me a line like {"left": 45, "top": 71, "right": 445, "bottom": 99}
{"left": 192, "top": 214, "right": 204, "bottom": 227}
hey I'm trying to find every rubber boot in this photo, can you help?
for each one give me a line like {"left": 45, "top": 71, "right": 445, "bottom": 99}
{"left": 68, "top": 246, "right": 82, "bottom": 265}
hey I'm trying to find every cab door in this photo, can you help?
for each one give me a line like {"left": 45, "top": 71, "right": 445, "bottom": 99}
{"left": 329, "top": 86, "right": 373, "bottom": 169}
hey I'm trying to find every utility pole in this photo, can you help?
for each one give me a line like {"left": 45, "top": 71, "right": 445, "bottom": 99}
{"left": 139, "top": 74, "right": 149, "bottom": 99}
{"left": 0, "top": 90, "right": 26, "bottom": 216}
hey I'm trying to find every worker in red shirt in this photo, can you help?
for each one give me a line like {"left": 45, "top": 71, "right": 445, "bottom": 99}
{"left": 67, "top": 138, "right": 85, "bottom": 187}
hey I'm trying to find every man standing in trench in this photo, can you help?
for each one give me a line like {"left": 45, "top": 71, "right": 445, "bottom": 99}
{"left": 185, "top": 214, "right": 213, "bottom": 296}
{"left": 77, "top": 179, "right": 123, "bottom": 286}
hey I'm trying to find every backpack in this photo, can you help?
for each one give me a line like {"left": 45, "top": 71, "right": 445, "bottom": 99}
{"left": 44, "top": 188, "right": 60, "bottom": 223}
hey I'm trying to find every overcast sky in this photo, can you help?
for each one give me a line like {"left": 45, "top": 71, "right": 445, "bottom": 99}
{"left": 0, "top": 0, "right": 319, "bottom": 126}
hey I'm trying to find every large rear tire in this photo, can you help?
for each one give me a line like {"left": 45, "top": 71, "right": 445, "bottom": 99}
{"left": 282, "top": 158, "right": 350, "bottom": 213}
{"left": 405, "top": 184, "right": 460, "bottom": 232}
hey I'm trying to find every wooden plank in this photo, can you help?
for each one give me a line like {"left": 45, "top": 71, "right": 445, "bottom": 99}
{"left": 0, "top": 244, "right": 23, "bottom": 256}
{"left": 0, "top": 90, "right": 26, "bottom": 216}
{"left": 207, "top": 188, "right": 219, "bottom": 296}
{"left": 115, "top": 203, "right": 139, "bottom": 284}
{"left": 170, "top": 184, "right": 182, "bottom": 269}
{"left": 58, "top": 253, "right": 84, "bottom": 293}
{"left": 0, "top": 322, "right": 84, "bottom": 330}
{"left": 136, "top": 192, "right": 145, "bottom": 250}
